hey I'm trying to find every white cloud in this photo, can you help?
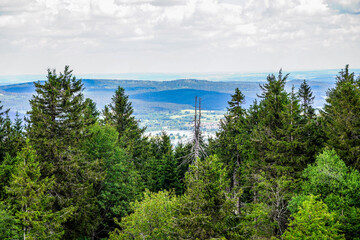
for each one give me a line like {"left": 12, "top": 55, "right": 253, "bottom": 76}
{"left": 0, "top": 0, "right": 359, "bottom": 74}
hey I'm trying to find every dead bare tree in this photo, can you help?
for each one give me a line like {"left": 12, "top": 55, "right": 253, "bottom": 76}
{"left": 177, "top": 96, "right": 207, "bottom": 172}
{"left": 190, "top": 96, "right": 207, "bottom": 161}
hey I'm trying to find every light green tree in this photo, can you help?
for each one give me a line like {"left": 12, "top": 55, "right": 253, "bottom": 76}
{"left": 289, "top": 149, "right": 360, "bottom": 239}
{"left": 0, "top": 203, "right": 20, "bottom": 240}
{"left": 283, "top": 195, "right": 344, "bottom": 240}
{"left": 6, "top": 143, "right": 74, "bottom": 239}
{"left": 109, "top": 190, "right": 178, "bottom": 240}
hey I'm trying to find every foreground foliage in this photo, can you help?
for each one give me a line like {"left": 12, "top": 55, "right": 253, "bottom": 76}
{"left": 283, "top": 195, "right": 344, "bottom": 239}
{"left": 109, "top": 190, "right": 177, "bottom": 240}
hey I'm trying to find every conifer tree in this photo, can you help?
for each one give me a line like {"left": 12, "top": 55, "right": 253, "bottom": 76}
{"left": 0, "top": 102, "right": 10, "bottom": 162}
{"left": 321, "top": 65, "right": 360, "bottom": 169}
{"left": 249, "top": 73, "right": 304, "bottom": 236}
{"left": 277, "top": 86, "right": 306, "bottom": 174}
{"left": 27, "top": 66, "right": 88, "bottom": 165}
{"left": 4, "top": 112, "right": 25, "bottom": 159}
{"left": 213, "top": 88, "right": 249, "bottom": 212}
{"left": 239, "top": 99, "right": 263, "bottom": 204}
{"left": 252, "top": 72, "right": 309, "bottom": 177}
{"left": 0, "top": 113, "right": 25, "bottom": 200}
{"left": 174, "top": 156, "right": 241, "bottom": 239}
{"left": 27, "top": 66, "right": 101, "bottom": 238}
{"left": 84, "top": 98, "right": 100, "bottom": 125}
{"left": 257, "top": 69, "right": 289, "bottom": 130}
{"left": 103, "top": 86, "right": 143, "bottom": 137}
{"left": 0, "top": 203, "right": 20, "bottom": 240}
{"left": 174, "top": 142, "right": 192, "bottom": 194}
{"left": 298, "top": 79, "right": 315, "bottom": 119}
{"left": 6, "top": 143, "right": 74, "bottom": 239}
{"left": 83, "top": 123, "right": 141, "bottom": 238}
{"left": 103, "top": 86, "right": 148, "bottom": 168}
{"left": 298, "top": 80, "right": 325, "bottom": 164}
{"left": 252, "top": 70, "right": 291, "bottom": 176}
{"left": 146, "top": 132, "right": 181, "bottom": 192}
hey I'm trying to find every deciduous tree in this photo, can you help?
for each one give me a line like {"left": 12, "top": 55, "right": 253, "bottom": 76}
{"left": 283, "top": 195, "right": 344, "bottom": 240}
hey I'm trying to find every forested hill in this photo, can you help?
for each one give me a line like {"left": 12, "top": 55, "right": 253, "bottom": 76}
{"left": 0, "top": 77, "right": 334, "bottom": 115}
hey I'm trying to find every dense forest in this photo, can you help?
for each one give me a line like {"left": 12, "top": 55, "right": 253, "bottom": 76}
{"left": 0, "top": 65, "right": 360, "bottom": 239}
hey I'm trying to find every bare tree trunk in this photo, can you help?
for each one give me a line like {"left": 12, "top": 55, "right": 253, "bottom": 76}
{"left": 194, "top": 96, "right": 199, "bottom": 160}
{"left": 192, "top": 96, "right": 203, "bottom": 160}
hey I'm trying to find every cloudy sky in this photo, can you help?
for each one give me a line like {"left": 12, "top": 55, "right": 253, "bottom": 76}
{"left": 0, "top": 0, "right": 359, "bottom": 75}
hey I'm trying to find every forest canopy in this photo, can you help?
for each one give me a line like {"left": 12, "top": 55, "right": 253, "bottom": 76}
{"left": 0, "top": 65, "right": 359, "bottom": 239}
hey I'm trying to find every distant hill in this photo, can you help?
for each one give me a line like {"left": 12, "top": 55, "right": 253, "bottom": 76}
{"left": 82, "top": 78, "right": 264, "bottom": 95}
{"left": 0, "top": 82, "right": 37, "bottom": 93}
{"left": 131, "top": 89, "right": 256, "bottom": 110}
{"left": 0, "top": 78, "right": 335, "bottom": 117}
{"left": 132, "top": 89, "right": 229, "bottom": 110}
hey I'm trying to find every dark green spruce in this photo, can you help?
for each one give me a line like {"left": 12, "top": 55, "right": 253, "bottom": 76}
{"left": 26, "top": 66, "right": 101, "bottom": 238}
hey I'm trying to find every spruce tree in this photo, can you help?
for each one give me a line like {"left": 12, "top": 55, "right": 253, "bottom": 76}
{"left": 228, "top": 88, "right": 246, "bottom": 116}
{"left": 249, "top": 73, "right": 303, "bottom": 236}
{"left": 298, "top": 80, "right": 325, "bottom": 164}
{"left": 104, "top": 87, "right": 145, "bottom": 143}
{"left": 277, "top": 86, "right": 305, "bottom": 174}
{"left": 84, "top": 98, "right": 100, "bottom": 125}
{"left": 27, "top": 66, "right": 101, "bottom": 238}
{"left": 173, "top": 142, "right": 192, "bottom": 194}
{"left": 5, "top": 112, "right": 25, "bottom": 159}
{"left": 252, "top": 72, "right": 309, "bottom": 177}
{"left": 0, "top": 113, "right": 25, "bottom": 200}
{"left": 0, "top": 203, "right": 20, "bottom": 240}
{"left": 298, "top": 79, "right": 315, "bottom": 119}
{"left": 103, "top": 86, "right": 149, "bottom": 173}
{"left": 213, "top": 88, "right": 249, "bottom": 212}
{"left": 103, "top": 86, "right": 143, "bottom": 137}
{"left": 27, "top": 66, "right": 88, "bottom": 165}
{"left": 257, "top": 69, "right": 289, "bottom": 130}
{"left": 0, "top": 102, "right": 10, "bottom": 162}
{"left": 321, "top": 65, "right": 360, "bottom": 169}
{"left": 174, "top": 156, "right": 241, "bottom": 239}
{"left": 146, "top": 132, "right": 181, "bottom": 192}
{"left": 252, "top": 69, "right": 290, "bottom": 176}
{"left": 6, "top": 144, "right": 74, "bottom": 239}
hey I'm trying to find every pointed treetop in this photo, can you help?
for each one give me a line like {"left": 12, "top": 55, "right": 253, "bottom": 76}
{"left": 258, "top": 69, "right": 289, "bottom": 99}
{"left": 227, "top": 88, "right": 245, "bottom": 116}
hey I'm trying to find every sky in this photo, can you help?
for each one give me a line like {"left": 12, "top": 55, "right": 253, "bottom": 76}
{"left": 0, "top": 0, "right": 359, "bottom": 75}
